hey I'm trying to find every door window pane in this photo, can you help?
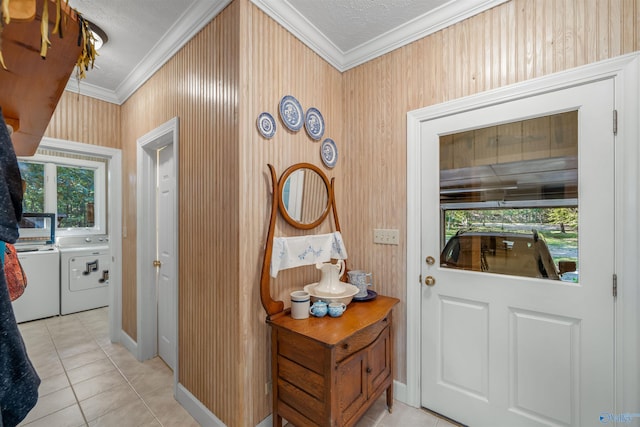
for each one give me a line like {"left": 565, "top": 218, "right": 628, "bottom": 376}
{"left": 440, "top": 112, "right": 579, "bottom": 282}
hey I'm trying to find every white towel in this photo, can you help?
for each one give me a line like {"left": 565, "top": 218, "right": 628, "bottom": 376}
{"left": 270, "top": 232, "right": 348, "bottom": 278}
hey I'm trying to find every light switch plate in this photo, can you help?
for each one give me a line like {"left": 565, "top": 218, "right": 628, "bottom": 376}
{"left": 373, "top": 229, "right": 400, "bottom": 245}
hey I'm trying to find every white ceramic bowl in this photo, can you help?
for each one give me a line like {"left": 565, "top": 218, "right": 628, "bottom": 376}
{"left": 304, "top": 282, "right": 359, "bottom": 306}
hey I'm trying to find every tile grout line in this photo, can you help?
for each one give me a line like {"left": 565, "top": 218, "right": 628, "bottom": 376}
{"left": 43, "top": 315, "right": 91, "bottom": 427}
{"left": 90, "top": 311, "right": 165, "bottom": 427}
{"left": 103, "top": 351, "right": 166, "bottom": 426}
{"left": 21, "top": 310, "right": 168, "bottom": 427}
{"left": 76, "top": 310, "right": 165, "bottom": 427}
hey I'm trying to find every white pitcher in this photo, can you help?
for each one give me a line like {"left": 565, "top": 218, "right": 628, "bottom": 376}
{"left": 314, "top": 260, "right": 346, "bottom": 294}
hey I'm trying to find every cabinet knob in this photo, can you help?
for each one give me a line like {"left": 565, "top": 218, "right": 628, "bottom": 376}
{"left": 342, "top": 343, "right": 349, "bottom": 350}
{"left": 366, "top": 367, "right": 372, "bottom": 374}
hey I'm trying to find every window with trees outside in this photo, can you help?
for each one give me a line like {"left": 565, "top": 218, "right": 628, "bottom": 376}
{"left": 19, "top": 154, "right": 107, "bottom": 236}
{"left": 440, "top": 111, "right": 579, "bottom": 283}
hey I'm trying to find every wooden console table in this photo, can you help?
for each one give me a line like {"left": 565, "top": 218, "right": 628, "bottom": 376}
{"left": 268, "top": 295, "right": 399, "bottom": 427}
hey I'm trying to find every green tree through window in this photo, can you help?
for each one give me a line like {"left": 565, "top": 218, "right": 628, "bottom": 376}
{"left": 57, "top": 165, "right": 95, "bottom": 228}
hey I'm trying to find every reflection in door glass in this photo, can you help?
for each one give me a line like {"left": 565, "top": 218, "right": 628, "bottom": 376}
{"left": 440, "top": 112, "right": 579, "bottom": 282}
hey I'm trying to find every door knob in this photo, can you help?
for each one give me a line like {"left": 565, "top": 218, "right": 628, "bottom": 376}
{"left": 425, "top": 256, "right": 435, "bottom": 265}
{"left": 424, "top": 276, "right": 436, "bottom": 286}
{"left": 153, "top": 260, "right": 162, "bottom": 267}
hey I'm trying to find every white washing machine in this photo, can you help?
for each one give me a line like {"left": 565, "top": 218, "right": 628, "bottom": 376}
{"left": 12, "top": 246, "right": 60, "bottom": 323}
{"left": 58, "top": 236, "right": 110, "bottom": 315}
{"left": 12, "top": 213, "right": 60, "bottom": 323}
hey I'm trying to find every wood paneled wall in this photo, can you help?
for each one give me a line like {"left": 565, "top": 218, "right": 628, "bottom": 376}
{"left": 239, "top": 2, "right": 344, "bottom": 423}
{"left": 121, "top": 2, "right": 244, "bottom": 424}
{"left": 341, "top": 0, "right": 639, "bottom": 384}
{"left": 45, "top": 92, "right": 120, "bottom": 149}
{"left": 42, "top": 0, "right": 639, "bottom": 425}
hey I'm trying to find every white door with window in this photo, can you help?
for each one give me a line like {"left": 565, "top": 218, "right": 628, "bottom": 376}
{"left": 420, "top": 79, "right": 615, "bottom": 426}
{"left": 157, "top": 145, "right": 177, "bottom": 370}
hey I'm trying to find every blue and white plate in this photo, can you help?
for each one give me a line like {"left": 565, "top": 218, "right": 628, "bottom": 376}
{"left": 256, "top": 112, "right": 276, "bottom": 139}
{"left": 279, "top": 95, "right": 304, "bottom": 131}
{"left": 320, "top": 138, "right": 338, "bottom": 168}
{"left": 304, "top": 107, "right": 324, "bottom": 140}
{"left": 353, "top": 289, "right": 378, "bottom": 302}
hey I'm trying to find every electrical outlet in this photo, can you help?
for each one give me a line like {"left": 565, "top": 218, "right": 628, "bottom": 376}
{"left": 373, "top": 229, "right": 400, "bottom": 245}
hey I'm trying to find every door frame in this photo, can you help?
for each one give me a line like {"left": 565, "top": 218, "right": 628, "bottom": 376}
{"left": 405, "top": 53, "right": 639, "bottom": 415}
{"left": 136, "top": 117, "right": 179, "bottom": 377}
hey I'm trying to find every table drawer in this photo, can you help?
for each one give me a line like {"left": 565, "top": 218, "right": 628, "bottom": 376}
{"left": 335, "top": 316, "right": 389, "bottom": 362}
{"left": 278, "top": 328, "right": 326, "bottom": 374}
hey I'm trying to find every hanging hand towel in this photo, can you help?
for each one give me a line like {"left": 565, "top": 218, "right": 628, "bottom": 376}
{"left": 270, "top": 231, "right": 348, "bottom": 278}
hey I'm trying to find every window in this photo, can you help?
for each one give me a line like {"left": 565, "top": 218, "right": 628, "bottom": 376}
{"left": 19, "top": 154, "right": 107, "bottom": 236}
{"left": 440, "top": 111, "right": 579, "bottom": 282}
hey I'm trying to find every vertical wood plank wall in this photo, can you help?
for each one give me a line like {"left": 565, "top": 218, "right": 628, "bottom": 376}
{"left": 120, "top": 2, "right": 244, "bottom": 424}
{"left": 340, "top": 0, "right": 639, "bottom": 384}
{"left": 239, "top": 2, "right": 344, "bottom": 423}
{"left": 41, "top": 0, "right": 639, "bottom": 424}
{"left": 45, "top": 92, "right": 121, "bottom": 149}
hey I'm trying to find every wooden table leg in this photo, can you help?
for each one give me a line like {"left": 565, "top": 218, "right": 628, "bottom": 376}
{"left": 386, "top": 384, "right": 394, "bottom": 413}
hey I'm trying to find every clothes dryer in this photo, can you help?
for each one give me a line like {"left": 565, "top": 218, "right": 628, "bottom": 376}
{"left": 58, "top": 236, "right": 109, "bottom": 315}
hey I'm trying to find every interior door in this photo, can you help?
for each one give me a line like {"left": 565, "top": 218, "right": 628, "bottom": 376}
{"left": 420, "top": 79, "right": 615, "bottom": 426}
{"left": 157, "top": 145, "right": 176, "bottom": 370}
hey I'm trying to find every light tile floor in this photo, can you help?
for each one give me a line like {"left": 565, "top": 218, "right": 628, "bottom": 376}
{"left": 16, "top": 307, "right": 460, "bottom": 427}
{"left": 17, "top": 307, "right": 197, "bottom": 427}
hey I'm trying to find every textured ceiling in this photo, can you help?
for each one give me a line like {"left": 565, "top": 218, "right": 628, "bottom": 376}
{"left": 287, "top": 0, "right": 449, "bottom": 52}
{"left": 63, "top": 0, "right": 506, "bottom": 105}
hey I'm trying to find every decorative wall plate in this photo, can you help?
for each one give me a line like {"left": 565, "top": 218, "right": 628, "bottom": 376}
{"left": 320, "top": 138, "right": 338, "bottom": 168}
{"left": 257, "top": 112, "right": 276, "bottom": 138}
{"left": 304, "top": 107, "right": 324, "bottom": 140}
{"left": 279, "top": 95, "right": 304, "bottom": 131}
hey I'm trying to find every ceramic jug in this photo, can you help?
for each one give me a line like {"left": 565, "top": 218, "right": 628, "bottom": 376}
{"left": 315, "top": 259, "right": 346, "bottom": 294}
{"left": 347, "top": 270, "right": 373, "bottom": 298}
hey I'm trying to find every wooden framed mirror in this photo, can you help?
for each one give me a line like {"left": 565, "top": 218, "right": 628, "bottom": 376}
{"left": 278, "top": 163, "right": 331, "bottom": 229}
{"left": 260, "top": 163, "right": 342, "bottom": 318}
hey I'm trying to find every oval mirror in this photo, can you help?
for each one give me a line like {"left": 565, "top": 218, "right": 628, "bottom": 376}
{"left": 278, "top": 163, "right": 331, "bottom": 229}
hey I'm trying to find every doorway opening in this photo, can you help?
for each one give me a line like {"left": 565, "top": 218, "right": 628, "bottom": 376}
{"left": 136, "top": 117, "right": 179, "bottom": 374}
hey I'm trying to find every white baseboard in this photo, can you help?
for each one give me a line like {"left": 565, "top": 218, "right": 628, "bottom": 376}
{"left": 394, "top": 380, "right": 412, "bottom": 406}
{"left": 119, "top": 330, "right": 138, "bottom": 358}
{"left": 176, "top": 383, "right": 226, "bottom": 427}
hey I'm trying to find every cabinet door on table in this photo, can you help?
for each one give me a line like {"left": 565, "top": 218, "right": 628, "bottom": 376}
{"left": 367, "top": 327, "right": 391, "bottom": 394}
{"left": 336, "top": 351, "right": 367, "bottom": 425}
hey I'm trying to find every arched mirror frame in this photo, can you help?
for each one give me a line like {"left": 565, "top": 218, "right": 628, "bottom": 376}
{"left": 260, "top": 163, "right": 343, "bottom": 318}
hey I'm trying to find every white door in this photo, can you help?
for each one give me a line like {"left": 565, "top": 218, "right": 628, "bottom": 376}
{"left": 421, "top": 79, "right": 615, "bottom": 426}
{"left": 157, "top": 145, "right": 176, "bottom": 370}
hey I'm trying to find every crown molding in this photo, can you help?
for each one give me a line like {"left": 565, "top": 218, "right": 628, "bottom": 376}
{"left": 251, "top": 0, "right": 508, "bottom": 72}
{"left": 65, "top": 79, "right": 121, "bottom": 104}
{"left": 342, "top": 0, "right": 509, "bottom": 70}
{"left": 66, "top": 0, "right": 506, "bottom": 103}
{"left": 66, "top": 0, "right": 232, "bottom": 105}
{"left": 250, "top": 0, "right": 345, "bottom": 71}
